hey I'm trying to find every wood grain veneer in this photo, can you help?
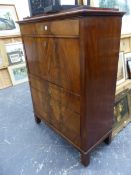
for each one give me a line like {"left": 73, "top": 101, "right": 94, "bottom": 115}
{"left": 36, "top": 19, "right": 79, "bottom": 36}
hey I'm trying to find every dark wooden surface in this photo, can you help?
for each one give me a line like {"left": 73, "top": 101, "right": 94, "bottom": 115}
{"left": 80, "top": 16, "right": 122, "bottom": 153}
{"left": 18, "top": 7, "right": 124, "bottom": 166}
{"left": 18, "top": 7, "right": 124, "bottom": 24}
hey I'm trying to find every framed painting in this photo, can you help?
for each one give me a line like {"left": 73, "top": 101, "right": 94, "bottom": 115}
{"left": 0, "top": 68, "right": 12, "bottom": 89}
{"left": 113, "top": 89, "right": 130, "bottom": 137}
{"left": 127, "top": 89, "right": 131, "bottom": 116}
{"left": 8, "top": 63, "right": 28, "bottom": 85}
{"left": 0, "top": 4, "right": 20, "bottom": 37}
{"left": 117, "top": 52, "right": 126, "bottom": 85}
{"left": 5, "top": 42, "right": 25, "bottom": 65}
{"left": 114, "top": 89, "right": 129, "bottom": 124}
{"left": 124, "top": 52, "right": 131, "bottom": 79}
{"left": 0, "top": 40, "right": 9, "bottom": 69}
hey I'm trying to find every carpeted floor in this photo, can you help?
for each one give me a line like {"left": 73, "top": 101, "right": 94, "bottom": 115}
{"left": 0, "top": 82, "right": 131, "bottom": 175}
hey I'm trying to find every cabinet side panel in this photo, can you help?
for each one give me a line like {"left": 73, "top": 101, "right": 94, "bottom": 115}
{"left": 80, "top": 16, "right": 122, "bottom": 151}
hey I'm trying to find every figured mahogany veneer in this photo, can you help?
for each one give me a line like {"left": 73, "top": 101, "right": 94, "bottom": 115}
{"left": 18, "top": 7, "right": 124, "bottom": 166}
{"left": 36, "top": 20, "right": 79, "bottom": 36}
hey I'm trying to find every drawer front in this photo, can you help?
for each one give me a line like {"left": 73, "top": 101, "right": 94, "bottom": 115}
{"left": 20, "top": 24, "right": 36, "bottom": 35}
{"left": 36, "top": 37, "right": 80, "bottom": 94}
{"left": 30, "top": 75, "right": 80, "bottom": 146}
{"left": 35, "top": 19, "right": 79, "bottom": 36}
{"left": 23, "top": 36, "right": 80, "bottom": 94}
{"left": 29, "top": 74, "right": 80, "bottom": 114}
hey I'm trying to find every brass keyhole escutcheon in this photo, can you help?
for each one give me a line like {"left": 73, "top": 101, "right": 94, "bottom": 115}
{"left": 44, "top": 25, "right": 48, "bottom": 31}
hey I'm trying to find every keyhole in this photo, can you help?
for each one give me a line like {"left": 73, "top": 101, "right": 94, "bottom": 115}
{"left": 43, "top": 42, "right": 47, "bottom": 47}
{"left": 44, "top": 25, "right": 48, "bottom": 31}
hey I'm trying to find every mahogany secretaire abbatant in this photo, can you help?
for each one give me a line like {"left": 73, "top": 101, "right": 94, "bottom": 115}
{"left": 18, "top": 7, "right": 124, "bottom": 166}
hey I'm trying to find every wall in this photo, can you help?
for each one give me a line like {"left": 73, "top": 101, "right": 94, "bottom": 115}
{"left": 0, "top": 0, "right": 30, "bottom": 19}
{"left": 93, "top": 0, "right": 131, "bottom": 34}
{"left": 122, "top": 1, "right": 131, "bottom": 35}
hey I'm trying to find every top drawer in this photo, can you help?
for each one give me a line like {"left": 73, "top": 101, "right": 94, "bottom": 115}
{"left": 20, "top": 23, "right": 36, "bottom": 35}
{"left": 35, "top": 19, "right": 79, "bottom": 36}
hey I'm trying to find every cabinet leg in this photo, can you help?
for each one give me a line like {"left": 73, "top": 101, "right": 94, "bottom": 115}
{"left": 81, "top": 153, "right": 90, "bottom": 167}
{"left": 34, "top": 114, "right": 41, "bottom": 124}
{"left": 104, "top": 133, "right": 112, "bottom": 145}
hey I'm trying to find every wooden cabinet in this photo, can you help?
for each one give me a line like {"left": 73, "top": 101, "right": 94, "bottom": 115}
{"left": 18, "top": 7, "right": 124, "bottom": 166}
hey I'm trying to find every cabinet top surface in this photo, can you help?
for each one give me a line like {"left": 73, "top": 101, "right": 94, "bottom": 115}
{"left": 18, "top": 6, "right": 125, "bottom": 24}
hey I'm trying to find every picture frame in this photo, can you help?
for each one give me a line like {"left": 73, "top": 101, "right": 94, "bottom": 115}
{"left": 127, "top": 60, "right": 131, "bottom": 79}
{"left": 0, "top": 68, "right": 12, "bottom": 89}
{"left": 96, "top": 0, "right": 130, "bottom": 12}
{"left": 124, "top": 52, "right": 131, "bottom": 79}
{"left": 28, "top": 0, "right": 81, "bottom": 16}
{"left": 114, "top": 90, "right": 129, "bottom": 124}
{"left": 0, "top": 40, "right": 9, "bottom": 69}
{"left": 127, "top": 89, "right": 131, "bottom": 116}
{"left": 8, "top": 63, "right": 28, "bottom": 85}
{"left": 117, "top": 52, "right": 126, "bottom": 85}
{"left": 5, "top": 42, "right": 25, "bottom": 65}
{"left": 28, "top": 0, "right": 60, "bottom": 15}
{"left": 0, "top": 4, "right": 20, "bottom": 37}
{"left": 113, "top": 89, "right": 130, "bottom": 137}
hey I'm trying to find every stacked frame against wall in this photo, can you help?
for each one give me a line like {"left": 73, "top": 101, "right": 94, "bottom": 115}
{"left": 113, "top": 34, "right": 131, "bottom": 136}
{"left": 0, "top": 4, "right": 28, "bottom": 89}
{"left": 113, "top": 89, "right": 131, "bottom": 137}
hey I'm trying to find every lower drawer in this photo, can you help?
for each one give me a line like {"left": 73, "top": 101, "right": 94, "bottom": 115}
{"left": 29, "top": 74, "right": 80, "bottom": 146}
{"left": 29, "top": 74, "right": 80, "bottom": 114}
{"left": 34, "top": 101, "right": 80, "bottom": 147}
